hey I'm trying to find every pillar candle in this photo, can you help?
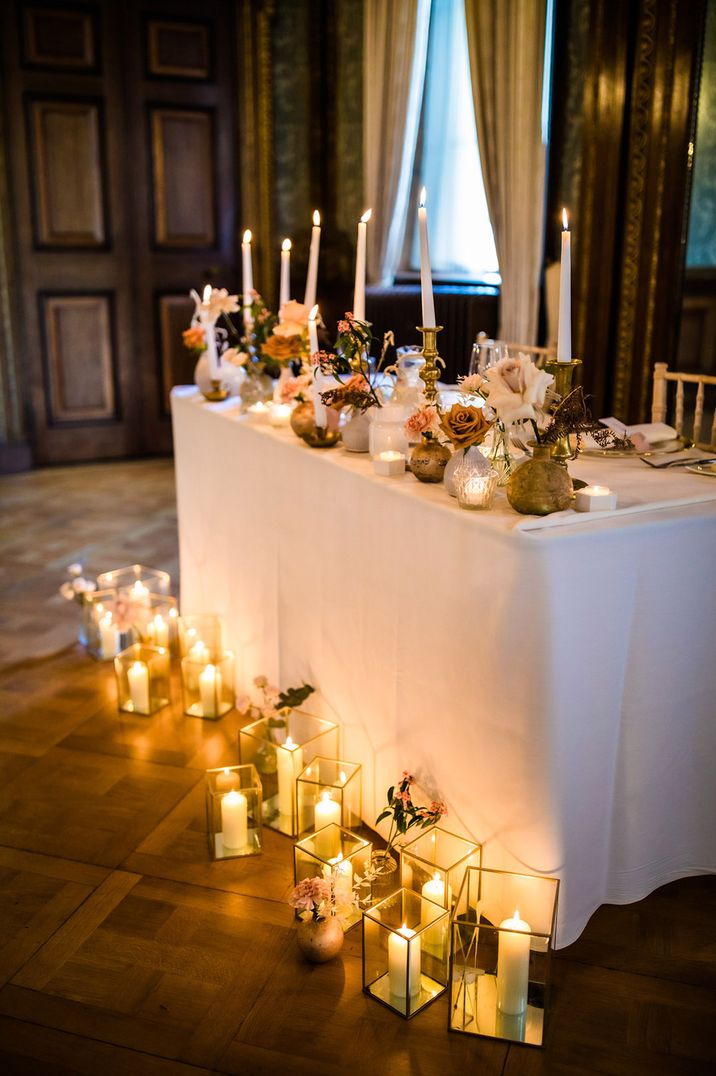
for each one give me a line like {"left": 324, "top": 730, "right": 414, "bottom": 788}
{"left": 242, "top": 229, "right": 254, "bottom": 330}
{"left": 215, "top": 768, "right": 237, "bottom": 791}
{"left": 280, "top": 238, "right": 291, "bottom": 309}
{"left": 388, "top": 924, "right": 421, "bottom": 1000}
{"left": 128, "top": 660, "right": 150, "bottom": 713}
{"left": 199, "top": 662, "right": 222, "bottom": 718}
{"left": 418, "top": 188, "right": 436, "bottom": 327}
{"left": 557, "top": 209, "right": 571, "bottom": 362}
{"left": 99, "top": 612, "right": 119, "bottom": 659}
{"left": 421, "top": 871, "right": 452, "bottom": 909}
{"left": 277, "top": 737, "right": 304, "bottom": 819}
{"left": 353, "top": 209, "right": 371, "bottom": 321}
{"left": 314, "top": 792, "right": 341, "bottom": 857}
{"left": 496, "top": 910, "right": 531, "bottom": 1015}
{"left": 325, "top": 854, "right": 353, "bottom": 904}
{"left": 130, "top": 580, "right": 150, "bottom": 606}
{"left": 304, "top": 209, "right": 321, "bottom": 310}
{"left": 221, "top": 789, "right": 248, "bottom": 850}
{"left": 151, "top": 614, "right": 169, "bottom": 649}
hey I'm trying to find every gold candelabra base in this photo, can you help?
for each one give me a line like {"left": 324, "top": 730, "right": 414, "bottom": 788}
{"left": 417, "top": 325, "right": 445, "bottom": 407}
{"left": 202, "top": 378, "right": 229, "bottom": 402}
{"left": 544, "top": 358, "right": 583, "bottom": 463}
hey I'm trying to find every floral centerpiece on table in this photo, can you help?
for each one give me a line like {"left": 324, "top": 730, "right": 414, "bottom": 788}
{"left": 317, "top": 314, "right": 395, "bottom": 417}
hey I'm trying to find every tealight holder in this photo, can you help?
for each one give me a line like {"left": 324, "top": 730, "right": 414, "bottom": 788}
{"left": 181, "top": 649, "right": 235, "bottom": 719}
{"left": 202, "top": 377, "right": 229, "bottom": 403}
{"left": 449, "top": 866, "right": 559, "bottom": 1048}
{"left": 370, "top": 403, "right": 409, "bottom": 473}
{"left": 239, "top": 711, "right": 339, "bottom": 836}
{"left": 401, "top": 827, "right": 482, "bottom": 913}
{"left": 269, "top": 402, "right": 292, "bottom": 427}
{"left": 177, "top": 613, "right": 226, "bottom": 657}
{"left": 97, "top": 564, "right": 171, "bottom": 598}
{"left": 455, "top": 458, "right": 499, "bottom": 510}
{"left": 297, "top": 758, "right": 362, "bottom": 837}
{"left": 114, "top": 643, "right": 171, "bottom": 716}
{"left": 363, "top": 887, "right": 449, "bottom": 1019}
{"left": 205, "top": 764, "right": 262, "bottom": 860}
{"left": 294, "top": 824, "right": 372, "bottom": 931}
{"left": 574, "top": 484, "right": 617, "bottom": 512}
{"left": 246, "top": 401, "right": 271, "bottom": 422}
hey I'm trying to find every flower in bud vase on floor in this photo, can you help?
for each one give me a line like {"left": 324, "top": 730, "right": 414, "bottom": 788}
{"left": 58, "top": 563, "right": 97, "bottom": 645}
{"left": 289, "top": 876, "right": 344, "bottom": 962}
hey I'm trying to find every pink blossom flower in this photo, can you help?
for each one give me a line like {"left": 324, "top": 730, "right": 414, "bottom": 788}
{"left": 404, "top": 407, "right": 441, "bottom": 440}
{"left": 431, "top": 800, "right": 448, "bottom": 816}
{"left": 337, "top": 320, "right": 351, "bottom": 334}
{"left": 288, "top": 876, "right": 332, "bottom": 914}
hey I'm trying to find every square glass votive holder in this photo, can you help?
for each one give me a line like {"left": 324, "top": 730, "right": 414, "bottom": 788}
{"left": 449, "top": 866, "right": 559, "bottom": 1048}
{"left": 114, "top": 643, "right": 171, "bottom": 716}
{"left": 177, "top": 613, "right": 226, "bottom": 657}
{"left": 97, "top": 563, "right": 171, "bottom": 598}
{"left": 84, "top": 588, "right": 133, "bottom": 660}
{"left": 138, "top": 595, "right": 179, "bottom": 655}
{"left": 363, "top": 887, "right": 449, "bottom": 1019}
{"left": 297, "top": 758, "right": 362, "bottom": 837}
{"left": 239, "top": 711, "right": 339, "bottom": 836}
{"left": 294, "top": 824, "right": 372, "bottom": 931}
{"left": 401, "top": 827, "right": 482, "bottom": 913}
{"left": 181, "top": 649, "right": 235, "bottom": 720}
{"left": 205, "top": 765, "right": 262, "bottom": 860}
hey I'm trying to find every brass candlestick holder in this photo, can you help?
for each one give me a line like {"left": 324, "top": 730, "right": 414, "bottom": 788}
{"left": 417, "top": 325, "right": 445, "bottom": 406}
{"left": 202, "top": 378, "right": 229, "bottom": 403}
{"left": 544, "top": 358, "right": 582, "bottom": 463}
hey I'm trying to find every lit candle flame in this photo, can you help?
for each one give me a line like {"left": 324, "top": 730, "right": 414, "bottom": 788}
{"left": 309, "top": 303, "right": 319, "bottom": 321}
{"left": 313, "top": 209, "right": 321, "bottom": 226}
{"left": 419, "top": 186, "right": 427, "bottom": 207}
{"left": 433, "top": 871, "right": 440, "bottom": 883}
{"left": 339, "top": 770, "right": 346, "bottom": 784}
{"left": 360, "top": 209, "right": 372, "bottom": 223}
{"left": 282, "top": 238, "right": 291, "bottom": 252}
{"left": 285, "top": 736, "right": 295, "bottom": 749}
{"left": 562, "top": 208, "right": 569, "bottom": 230}
{"left": 243, "top": 229, "right": 252, "bottom": 244}
{"left": 321, "top": 791, "right": 332, "bottom": 803}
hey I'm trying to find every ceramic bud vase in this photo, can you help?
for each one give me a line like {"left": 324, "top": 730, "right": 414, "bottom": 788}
{"left": 296, "top": 916, "right": 345, "bottom": 963}
{"left": 341, "top": 410, "right": 372, "bottom": 452}
{"left": 506, "top": 444, "right": 574, "bottom": 515}
{"left": 410, "top": 436, "right": 451, "bottom": 483}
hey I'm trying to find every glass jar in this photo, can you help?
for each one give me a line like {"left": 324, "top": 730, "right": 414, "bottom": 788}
{"left": 454, "top": 453, "right": 499, "bottom": 510}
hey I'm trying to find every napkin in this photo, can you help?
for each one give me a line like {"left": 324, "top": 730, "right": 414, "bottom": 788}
{"left": 598, "top": 418, "right": 678, "bottom": 444}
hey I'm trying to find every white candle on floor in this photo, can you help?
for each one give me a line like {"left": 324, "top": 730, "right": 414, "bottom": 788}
{"left": 325, "top": 854, "right": 353, "bottom": 903}
{"left": 151, "top": 614, "right": 169, "bottom": 648}
{"left": 99, "top": 612, "right": 119, "bottom": 659}
{"left": 388, "top": 924, "right": 421, "bottom": 1000}
{"left": 128, "top": 659, "right": 150, "bottom": 713}
{"left": 277, "top": 737, "right": 303, "bottom": 819}
{"left": 496, "top": 910, "right": 531, "bottom": 1015}
{"left": 221, "top": 789, "right": 248, "bottom": 850}
{"left": 199, "top": 663, "right": 222, "bottom": 717}
{"left": 314, "top": 792, "right": 341, "bottom": 856}
{"left": 421, "top": 871, "right": 452, "bottom": 908}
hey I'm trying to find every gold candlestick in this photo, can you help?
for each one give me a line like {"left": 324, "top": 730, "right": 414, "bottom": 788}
{"left": 202, "top": 378, "right": 229, "bottom": 403}
{"left": 417, "top": 325, "right": 444, "bottom": 407}
{"left": 543, "top": 358, "right": 583, "bottom": 463}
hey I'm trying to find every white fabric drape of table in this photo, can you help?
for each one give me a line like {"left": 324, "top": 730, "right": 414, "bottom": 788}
{"left": 172, "top": 388, "right": 716, "bottom": 947}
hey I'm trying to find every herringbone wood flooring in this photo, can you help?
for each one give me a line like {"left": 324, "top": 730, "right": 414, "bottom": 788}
{"left": 0, "top": 460, "right": 714, "bottom": 1075}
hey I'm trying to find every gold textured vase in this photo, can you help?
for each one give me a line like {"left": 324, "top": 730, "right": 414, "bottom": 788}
{"left": 290, "top": 401, "right": 316, "bottom": 438}
{"left": 410, "top": 436, "right": 451, "bottom": 482}
{"left": 506, "top": 445, "right": 574, "bottom": 515}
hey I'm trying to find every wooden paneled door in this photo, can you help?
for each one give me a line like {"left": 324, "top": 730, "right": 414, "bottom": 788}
{"left": 1, "top": 0, "right": 238, "bottom": 462}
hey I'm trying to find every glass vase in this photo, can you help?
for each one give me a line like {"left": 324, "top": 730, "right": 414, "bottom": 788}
{"left": 367, "top": 850, "right": 400, "bottom": 907}
{"left": 483, "top": 424, "right": 516, "bottom": 486}
{"left": 239, "top": 372, "right": 273, "bottom": 410}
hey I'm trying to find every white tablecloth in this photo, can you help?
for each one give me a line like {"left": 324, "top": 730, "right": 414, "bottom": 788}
{"left": 171, "top": 387, "right": 716, "bottom": 947}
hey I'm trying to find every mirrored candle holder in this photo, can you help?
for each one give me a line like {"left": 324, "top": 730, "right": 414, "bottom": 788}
{"left": 205, "top": 764, "right": 262, "bottom": 860}
{"left": 114, "top": 643, "right": 171, "bottom": 716}
{"left": 401, "top": 827, "right": 482, "bottom": 913}
{"left": 239, "top": 711, "right": 339, "bottom": 836}
{"left": 181, "top": 649, "right": 235, "bottom": 720}
{"left": 97, "top": 564, "right": 171, "bottom": 598}
{"left": 449, "top": 866, "right": 559, "bottom": 1048}
{"left": 177, "top": 613, "right": 226, "bottom": 658}
{"left": 294, "top": 824, "right": 372, "bottom": 931}
{"left": 297, "top": 758, "right": 362, "bottom": 837}
{"left": 363, "top": 887, "right": 449, "bottom": 1019}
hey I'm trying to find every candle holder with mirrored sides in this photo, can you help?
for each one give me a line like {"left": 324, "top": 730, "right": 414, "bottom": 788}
{"left": 363, "top": 887, "right": 449, "bottom": 1019}
{"left": 401, "top": 827, "right": 481, "bottom": 913}
{"left": 297, "top": 758, "right": 361, "bottom": 838}
{"left": 97, "top": 563, "right": 171, "bottom": 597}
{"left": 448, "top": 866, "right": 559, "bottom": 1048}
{"left": 205, "top": 764, "right": 262, "bottom": 860}
{"left": 239, "top": 711, "right": 339, "bottom": 836}
{"left": 114, "top": 643, "right": 171, "bottom": 716}
{"left": 177, "top": 613, "right": 226, "bottom": 657}
{"left": 294, "top": 824, "right": 372, "bottom": 931}
{"left": 181, "top": 648, "right": 235, "bottom": 720}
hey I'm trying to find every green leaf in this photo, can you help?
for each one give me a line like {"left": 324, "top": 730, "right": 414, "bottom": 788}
{"left": 375, "top": 809, "right": 391, "bottom": 825}
{"left": 276, "top": 682, "right": 315, "bottom": 712}
{"left": 386, "top": 786, "right": 394, "bottom": 804}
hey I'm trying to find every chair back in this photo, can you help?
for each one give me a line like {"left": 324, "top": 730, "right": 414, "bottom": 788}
{"left": 651, "top": 363, "right": 716, "bottom": 449}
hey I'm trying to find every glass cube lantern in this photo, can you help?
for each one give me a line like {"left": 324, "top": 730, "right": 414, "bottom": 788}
{"left": 363, "top": 887, "right": 449, "bottom": 1018}
{"left": 239, "top": 711, "right": 339, "bottom": 836}
{"left": 369, "top": 403, "right": 409, "bottom": 475}
{"left": 205, "top": 765, "right": 262, "bottom": 860}
{"left": 97, "top": 564, "right": 171, "bottom": 598}
{"left": 401, "top": 827, "right": 482, "bottom": 912}
{"left": 84, "top": 589, "right": 134, "bottom": 661}
{"left": 114, "top": 643, "right": 171, "bottom": 716}
{"left": 297, "top": 758, "right": 362, "bottom": 837}
{"left": 181, "top": 649, "right": 235, "bottom": 720}
{"left": 177, "top": 613, "right": 226, "bottom": 658}
{"left": 293, "top": 824, "right": 372, "bottom": 931}
{"left": 449, "top": 866, "right": 559, "bottom": 1047}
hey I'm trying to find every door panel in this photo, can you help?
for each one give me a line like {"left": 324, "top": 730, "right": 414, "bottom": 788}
{"left": 22, "top": 6, "right": 98, "bottom": 71}
{"left": 157, "top": 294, "right": 196, "bottom": 414}
{"left": 42, "top": 294, "right": 116, "bottom": 423}
{"left": 150, "top": 106, "right": 216, "bottom": 248}
{"left": 146, "top": 19, "right": 211, "bottom": 79}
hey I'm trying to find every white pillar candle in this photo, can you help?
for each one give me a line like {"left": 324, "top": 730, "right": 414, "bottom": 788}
{"left": 221, "top": 789, "right": 248, "bottom": 850}
{"left": 557, "top": 208, "right": 571, "bottom": 362}
{"left": 130, "top": 580, "right": 150, "bottom": 605}
{"left": 418, "top": 188, "right": 436, "bottom": 328}
{"left": 421, "top": 871, "right": 452, "bottom": 909}
{"left": 314, "top": 792, "right": 341, "bottom": 856}
{"left": 574, "top": 484, "right": 617, "bottom": 512}
{"left": 496, "top": 910, "right": 531, "bottom": 1015}
{"left": 373, "top": 451, "right": 405, "bottom": 476}
{"left": 325, "top": 854, "right": 353, "bottom": 904}
{"left": 215, "top": 768, "right": 237, "bottom": 791}
{"left": 99, "top": 612, "right": 119, "bottom": 659}
{"left": 128, "top": 659, "right": 150, "bottom": 713}
{"left": 304, "top": 209, "right": 321, "bottom": 310}
{"left": 201, "top": 284, "right": 220, "bottom": 380}
{"left": 277, "top": 737, "right": 304, "bottom": 819}
{"left": 151, "top": 614, "right": 169, "bottom": 649}
{"left": 199, "top": 662, "right": 222, "bottom": 718}
{"left": 279, "top": 238, "right": 291, "bottom": 309}
{"left": 353, "top": 209, "right": 371, "bottom": 321}
{"left": 242, "top": 229, "right": 254, "bottom": 330}
{"left": 388, "top": 924, "right": 421, "bottom": 1000}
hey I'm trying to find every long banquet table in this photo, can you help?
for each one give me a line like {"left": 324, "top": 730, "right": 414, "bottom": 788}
{"left": 172, "top": 386, "right": 716, "bottom": 947}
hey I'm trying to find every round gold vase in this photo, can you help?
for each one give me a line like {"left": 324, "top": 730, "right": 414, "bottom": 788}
{"left": 290, "top": 401, "right": 315, "bottom": 439}
{"left": 296, "top": 916, "right": 344, "bottom": 963}
{"left": 410, "top": 437, "right": 451, "bottom": 483}
{"left": 506, "top": 444, "right": 574, "bottom": 515}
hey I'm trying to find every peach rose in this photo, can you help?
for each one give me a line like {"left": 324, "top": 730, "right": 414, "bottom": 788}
{"left": 439, "top": 403, "right": 493, "bottom": 448}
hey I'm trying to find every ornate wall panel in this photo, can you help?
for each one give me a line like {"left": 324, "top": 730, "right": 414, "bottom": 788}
{"left": 158, "top": 293, "right": 196, "bottom": 412}
{"left": 146, "top": 19, "right": 211, "bottom": 79}
{"left": 150, "top": 106, "right": 216, "bottom": 248}
{"left": 41, "top": 294, "right": 116, "bottom": 424}
{"left": 28, "top": 98, "right": 107, "bottom": 247}
{"left": 23, "top": 6, "right": 98, "bottom": 71}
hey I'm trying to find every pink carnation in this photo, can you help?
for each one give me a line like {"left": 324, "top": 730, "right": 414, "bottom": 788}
{"left": 288, "top": 876, "right": 332, "bottom": 913}
{"left": 405, "top": 407, "right": 440, "bottom": 439}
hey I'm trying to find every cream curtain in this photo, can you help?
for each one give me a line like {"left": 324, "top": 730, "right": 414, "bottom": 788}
{"left": 464, "top": 0, "right": 547, "bottom": 343}
{"left": 364, "top": 0, "right": 432, "bottom": 285}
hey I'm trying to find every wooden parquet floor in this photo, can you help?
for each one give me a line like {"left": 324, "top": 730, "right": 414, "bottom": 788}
{"left": 0, "top": 460, "right": 715, "bottom": 1075}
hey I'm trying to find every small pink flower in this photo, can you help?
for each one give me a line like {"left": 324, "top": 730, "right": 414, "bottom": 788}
{"left": 431, "top": 800, "right": 448, "bottom": 816}
{"left": 338, "top": 320, "right": 351, "bottom": 334}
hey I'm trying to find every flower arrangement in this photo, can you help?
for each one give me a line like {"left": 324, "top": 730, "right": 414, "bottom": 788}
{"left": 237, "top": 675, "right": 315, "bottom": 725}
{"left": 288, "top": 876, "right": 334, "bottom": 922}
{"left": 404, "top": 404, "right": 442, "bottom": 442}
{"left": 58, "top": 563, "right": 96, "bottom": 606}
{"left": 439, "top": 403, "right": 493, "bottom": 450}
{"left": 317, "top": 313, "right": 395, "bottom": 416}
{"left": 375, "top": 772, "right": 447, "bottom": 857}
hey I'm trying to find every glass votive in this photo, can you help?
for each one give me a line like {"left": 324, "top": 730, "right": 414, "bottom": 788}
{"left": 239, "top": 711, "right": 339, "bottom": 837}
{"left": 181, "top": 649, "right": 235, "bottom": 719}
{"left": 297, "top": 758, "right": 362, "bottom": 837}
{"left": 135, "top": 594, "right": 179, "bottom": 654}
{"left": 373, "top": 451, "right": 406, "bottom": 476}
{"left": 269, "top": 402, "right": 292, "bottom": 426}
{"left": 363, "top": 887, "right": 449, "bottom": 1019}
{"left": 294, "top": 824, "right": 372, "bottom": 931}
{"left": 449, "top": 866, "right": 559, "bottom": 1047}
{"left": 401, "top": 827, "right": 482, "bottom": 912}
{"left": 455, "top": 463, "right": 499, "bottom": 510}
{"left": 114, "top": 643, "right": 171, "bottom": 716}
{"left": 177, "top": 613, "right": 225, "bottom": 657}
{"left": 246, "top": 401, "right": 271, "bottom": 422}
{"left": 84, "top": 588, "right": 131, "bottom": 660}
{"left": 205, "top": 764, "right": 262, "bottom": 860}
{"left": 97, "top": 564, "right": 171, "bottom": 598}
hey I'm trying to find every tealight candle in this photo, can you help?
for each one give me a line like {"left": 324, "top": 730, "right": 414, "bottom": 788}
{"left": 247, "top": 402, "right": 270, "bottom": 422}
{"left": 388, "top": 923, "right": 421, "bottom": 1000}
{"left": 373, "top": 450, "right": 406, "bottom": 476}
{"left": 127, "top": 659, "right": 150, "bottom": 713}
{"left": 496, "top": 910, "right": 531, "bottom": 1015}
{"left": 574, "top": 484, "right": 617, "bottom": 512}
{"left": 269, "top": 403, "right": 292, "bottom": 427}
{"left": 277, "top": 736, "right": 304, "bottom": 820}
{"left": 221, "top": 789, "right": 248, "bottom": 850}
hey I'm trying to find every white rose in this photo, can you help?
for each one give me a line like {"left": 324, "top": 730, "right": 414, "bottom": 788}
{"left": 484, "top": 354, "right": 553, "bottom": 425}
